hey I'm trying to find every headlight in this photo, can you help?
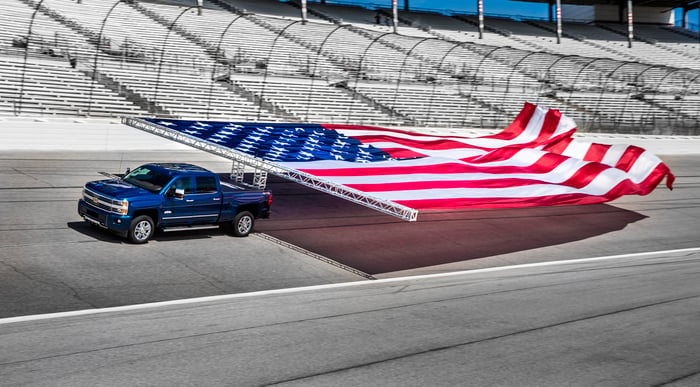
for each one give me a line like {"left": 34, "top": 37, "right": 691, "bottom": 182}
{"left": 118, "top": 199, "right": 129, "bottom": 215}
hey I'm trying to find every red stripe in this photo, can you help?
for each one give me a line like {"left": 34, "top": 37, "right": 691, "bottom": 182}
{"left": 395, "top": 193, "right": 611, "bottom": 210}
{"left": 583, "top": 143, "right": 611, "bottom": 163}
{"left": 635, "top": 163, "right": 675, "bottom": 193}
{"left": 349, "top": 134, "right": 492, "bottom": 151}
{"left": 559, "top": 162, "right": 610, "bottom": 189}
{"left": 460, "top": 146, "right": 523, "bottom": 163}
{"left": 322, "top": 124, "right": 446, "bottom": 138}
{"left": 542, "top": 136, "right": 573, "bottom": 154}
{"left": 346, "top": 178, "right": 563, "bottom": 192}
{"left": 483, "top": 102, "right": 537, "bottom": 141}
{"left": 328, "top": 104, "right": 567, "bottom": 154}
{"left": 379, "top": 147, "right": 428, "bottom": 158}
{"left": 393, "top": 179, "right": 641, "bottom": 210}
{"left": 297, "top": 153, "right": 570, "bottom": 177}
{"left": 343, "top": 161, "right": 612, "bottom": 193}
{"left": 615, "top": 146, "right": 644, "bottom": 172}
{"left": 533, "top": 108, "right": 561, "bottom": 145}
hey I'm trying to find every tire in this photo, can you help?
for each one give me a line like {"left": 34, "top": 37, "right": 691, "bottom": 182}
{"left": 231, "top": 211, "right": 254, "bottom": 237}
{"left": 128, "top": 215, "right": 154, "bottom": 244}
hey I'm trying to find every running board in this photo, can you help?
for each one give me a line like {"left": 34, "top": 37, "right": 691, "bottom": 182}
{"left": 161, "top": 224, "right": 220, "bottom": 232}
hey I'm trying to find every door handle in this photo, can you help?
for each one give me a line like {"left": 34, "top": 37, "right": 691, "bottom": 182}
{"left": 186, "top": 199, "right": 194, "bottom": 203}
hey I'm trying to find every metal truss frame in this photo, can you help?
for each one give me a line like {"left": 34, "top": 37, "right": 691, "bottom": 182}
{"left": 122, "top": 117, "right": 419, "bottom": 222}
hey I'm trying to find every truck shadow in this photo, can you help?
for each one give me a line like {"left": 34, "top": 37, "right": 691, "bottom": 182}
{"left": 256, "top": 176, "right": 648, "bottom": 275}
{"left": 67, "top": 221, "right": 222, "bottom": 243}
{"left": 67, "top": 221, "right": 125, "bottom": 243}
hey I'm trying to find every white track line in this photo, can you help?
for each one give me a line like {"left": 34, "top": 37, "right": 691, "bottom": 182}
{"left": 2, "top": 247, "right": 699, "bottom": 325}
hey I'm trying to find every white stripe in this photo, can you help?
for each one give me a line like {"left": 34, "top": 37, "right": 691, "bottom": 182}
{"left": 366, "top": 180, "right": 613, "bottom": 201}
{"left": 601, "top": 144, "right": 630, "bottom": 166}
{"left": 553, "top": 112, "right": 577, "bottom": 137}
{"left": 361, "top": 142, "right": 487, "bottom": 159}
{"left": 627, "top": 152, "right": 664, "bottom": 181}
{"left": 2, "top": 247, "right": 698, "bottom": 325}
{"left": 311, "top": 157, "right": 587, "bottom": 185}
{"left": 284, "top": 151, "right": 657, "bottom": 188}
{"left": 335, "top": 106, "right": 554, "bottom": 149}
{"left": 280, "top": 148, "right": 547, "bottom": 171}
{"left": 516, "top": 104, "right": 548, "bottom": 143}
{"left": 561, "top": 139, "right": 591, "bottom": 159}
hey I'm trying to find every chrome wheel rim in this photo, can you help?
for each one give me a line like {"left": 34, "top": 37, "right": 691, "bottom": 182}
{"left": 134, "top": 220, "right": 152, "bottom": 241}
{"left": 237, "top": 216, "right": 252, "bottom": 234}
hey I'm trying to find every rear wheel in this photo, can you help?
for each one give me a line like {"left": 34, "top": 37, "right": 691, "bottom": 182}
{"left": 128, "top": 215, "right": 154, "bottom": 244}
{"left": 231, "top": 211, "right": 254, "bottom": 237}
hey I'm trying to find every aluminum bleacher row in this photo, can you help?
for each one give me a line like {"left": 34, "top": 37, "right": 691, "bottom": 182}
{"left": 1, "top": 0, "right": 698, "bottom": 134}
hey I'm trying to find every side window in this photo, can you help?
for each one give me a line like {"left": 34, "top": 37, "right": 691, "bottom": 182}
{"left": 170, "top": 177, "right": 193, "bottom": 195}
{"left": 196, "top": 176, "right": 218, "bottom": 194}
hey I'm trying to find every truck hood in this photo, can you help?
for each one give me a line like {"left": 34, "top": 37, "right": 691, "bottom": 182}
{"left": 85, "top": 179, "right": 154, "bottom": 199}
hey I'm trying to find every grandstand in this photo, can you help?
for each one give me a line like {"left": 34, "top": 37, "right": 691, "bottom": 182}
{"left": 1, "top": 0, "right": 698, "bottom": 134}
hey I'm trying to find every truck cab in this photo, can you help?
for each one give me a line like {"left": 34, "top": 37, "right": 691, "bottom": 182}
{"left": 78, "top": 163, "right": 272, "bottom": 243}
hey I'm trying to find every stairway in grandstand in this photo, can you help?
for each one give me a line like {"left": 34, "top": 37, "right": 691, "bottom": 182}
{"left": 1, "top": 0, "right": 698, "bottom": 134}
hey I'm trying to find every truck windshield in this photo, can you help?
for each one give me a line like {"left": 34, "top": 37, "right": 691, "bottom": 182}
{"left": 123, "top": 166, "right": 171, "bottom": 193}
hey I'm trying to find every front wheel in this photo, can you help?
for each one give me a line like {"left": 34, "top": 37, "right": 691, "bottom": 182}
{"left": 231, "top": 211, "right": 254, "bottom": 237}
{"left": 128, "top": 215, "right": 154, "bottom": 244}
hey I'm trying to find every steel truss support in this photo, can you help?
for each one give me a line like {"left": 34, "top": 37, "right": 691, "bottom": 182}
{"left": 253, "top": 170, "right": 268, "bottom": 190}
{"left": 122, "top": 117, "right": 419, "bottom": 222}
{"left": 230, "top": 160, "right": 245, "bottom": 183}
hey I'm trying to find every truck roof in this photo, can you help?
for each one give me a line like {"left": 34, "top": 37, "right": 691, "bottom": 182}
{"left": 145, "top": 163, "right": 214, "bottom": 176}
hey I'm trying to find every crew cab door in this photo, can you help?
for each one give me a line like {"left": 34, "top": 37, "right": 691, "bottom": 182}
{"left": 190, "top": 175, "right": 222, "bottom": 224}
{"left": 163, "top": 176, "right": 221, "bottom": 226}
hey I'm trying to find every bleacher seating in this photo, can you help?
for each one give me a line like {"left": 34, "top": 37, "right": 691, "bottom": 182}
{"left": 0, "top": 56, "right": 145, "bottom": 117}
{"left": 234, "top": 74, "right": 400, "bottom": 125}
{"left": 0, "top": 0, "right": 697, "bottom": 134}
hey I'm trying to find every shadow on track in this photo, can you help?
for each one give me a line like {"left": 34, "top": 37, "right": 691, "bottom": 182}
{"left": 256, "top": 176, "right": 648, "bottom": 275}
{"left": 67, "top": 221, "right": 224, "bottom": 243}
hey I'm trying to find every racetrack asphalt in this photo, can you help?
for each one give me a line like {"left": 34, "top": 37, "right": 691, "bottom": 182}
{"left": 1, "top": 118, "right": 700, "bottom": 386}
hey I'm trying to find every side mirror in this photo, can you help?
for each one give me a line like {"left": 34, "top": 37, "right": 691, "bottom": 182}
{"left": 168, "top": 188, "right": 185, "bottom": 199}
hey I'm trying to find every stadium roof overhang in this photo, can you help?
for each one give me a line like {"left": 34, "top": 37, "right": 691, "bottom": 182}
{"left": 511, "top": 0, "right": 697, "bottom": 9}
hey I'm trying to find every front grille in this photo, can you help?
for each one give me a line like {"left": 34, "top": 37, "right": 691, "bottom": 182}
{"left": 80, "top": 205, "right": 107, "bottom": 224}
{"left": 83, "top": 188, "right": 126, "bottom": 215}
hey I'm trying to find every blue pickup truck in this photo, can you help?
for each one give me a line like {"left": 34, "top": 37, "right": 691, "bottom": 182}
{"left": 78, "top": 163, "right": 272, "bottom": 243}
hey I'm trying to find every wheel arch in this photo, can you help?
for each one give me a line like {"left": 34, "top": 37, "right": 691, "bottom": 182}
{"left": 131, "top": 208, "right": 160, "bottom": 226}
{"left": 236, "top": 203, "right": 261, "bottom": 218}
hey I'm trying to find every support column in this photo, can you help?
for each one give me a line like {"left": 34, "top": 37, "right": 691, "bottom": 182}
{"left": 301, "top": 0, "right": 307, "bottom": 24}
{"left": 556, "top": 0, "right": 562, "bottom": 44}
{"left": 627, "top": 0, "right": 634, "bottom": 48}
{"left": 477, "top": 0, "right": 484, "bottom": 39}
{"left": 392, "top": 0, "right": 398, "bottom": 33}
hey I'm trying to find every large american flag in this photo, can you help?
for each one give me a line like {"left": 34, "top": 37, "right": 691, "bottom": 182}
{"left": 144, "top": 103, "right": 674, "bottom": 210}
